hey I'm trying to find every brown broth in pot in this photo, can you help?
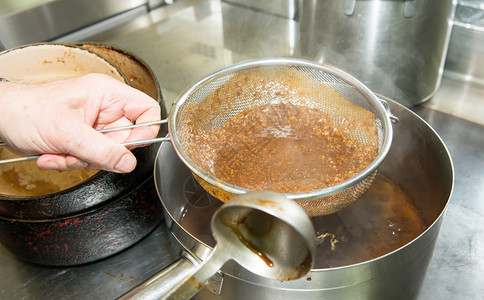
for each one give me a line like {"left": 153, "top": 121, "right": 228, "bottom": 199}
{"left": 0, "top": 147, "right": 98, "bottom": 196}
{"left": 311, "top": 173, "right": 426, "bottom": 268}
{"left": 178, "top": 172, "right": 426, "bottom": 269}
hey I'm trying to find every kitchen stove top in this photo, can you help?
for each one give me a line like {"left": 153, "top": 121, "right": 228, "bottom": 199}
{"left": 0, "top": 0, "right": 483, "bottom": 299}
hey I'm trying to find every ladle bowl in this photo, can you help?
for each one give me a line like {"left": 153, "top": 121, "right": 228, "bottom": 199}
{"left": 120, "top": 191, "right": 316, "bottom": 300}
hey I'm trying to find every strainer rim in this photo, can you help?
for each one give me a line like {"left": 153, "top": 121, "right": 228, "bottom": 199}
{"left": 169, "top": 57, "right": 393, "bottom": 200}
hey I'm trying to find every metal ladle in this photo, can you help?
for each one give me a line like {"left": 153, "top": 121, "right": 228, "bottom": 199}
{"left": 120, "top": 191, "right": 316, "bottom": 300}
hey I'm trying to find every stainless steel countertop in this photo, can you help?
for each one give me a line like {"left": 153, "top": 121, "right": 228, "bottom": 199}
{"left": 0, "top": 0, "right": 150, "bottom": 50}
{"left": 1, "top": 0, "right": 483, "bottom": 299}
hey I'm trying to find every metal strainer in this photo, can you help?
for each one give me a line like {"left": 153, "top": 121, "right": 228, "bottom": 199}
{"left": 169, "top": 58, "right": 393, "bottom": 217}
{"left": 0, "top": 58, "right": 393, "bottom": 217}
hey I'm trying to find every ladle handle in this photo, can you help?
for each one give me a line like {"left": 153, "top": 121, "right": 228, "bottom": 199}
{"left": 117, "top": 253, "right": 198, "bottom": 300}
{"left": 119, "top": 246, "right": 227, "bottom": 300}
{"left": 162, "top": 245, "right": 228, "bottom": 300}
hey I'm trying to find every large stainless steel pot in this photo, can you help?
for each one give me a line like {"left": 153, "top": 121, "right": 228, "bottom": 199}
{"left": 146, "top": 96, "right": 453, "bottom": 299}
{"left": 298, "top": 0, "right": 456, "bottom": 106}
{"left": 444, "top": 2, "right": 484, "bottom": 86}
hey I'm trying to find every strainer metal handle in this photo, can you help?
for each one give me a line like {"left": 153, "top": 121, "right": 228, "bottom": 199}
{"left": 0, "top": 120, "right": 169, "bottom": 165}
{"left": 379, "top": 98, "right": 400, "bottom": 124}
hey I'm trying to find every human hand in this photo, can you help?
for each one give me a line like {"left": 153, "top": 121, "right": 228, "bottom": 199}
{"left": 0, "top": 73, "right": 161, "bottom": 173}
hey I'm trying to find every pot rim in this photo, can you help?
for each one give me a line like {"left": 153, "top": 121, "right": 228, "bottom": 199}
{"left": 75, "top": 42, "right": 163, "bottom": 102}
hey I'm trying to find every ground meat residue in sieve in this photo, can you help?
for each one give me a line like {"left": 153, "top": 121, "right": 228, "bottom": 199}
{"left": 200, "top": 102, "right": 378, "bottom": 193}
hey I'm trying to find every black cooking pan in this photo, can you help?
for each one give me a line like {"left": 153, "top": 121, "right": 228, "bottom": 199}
{"left": 0, "top": 176, "right": 162, "bottom": 266}
{"left": 0, "top": 43, "right": 167, "bottom": 265}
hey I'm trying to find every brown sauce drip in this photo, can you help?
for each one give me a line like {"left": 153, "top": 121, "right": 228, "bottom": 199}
{"left": 228, "top": 225, "right": 274, "bottom": 268}
{"left": 220, "top": 210, "right": 275, "bottom": 268}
